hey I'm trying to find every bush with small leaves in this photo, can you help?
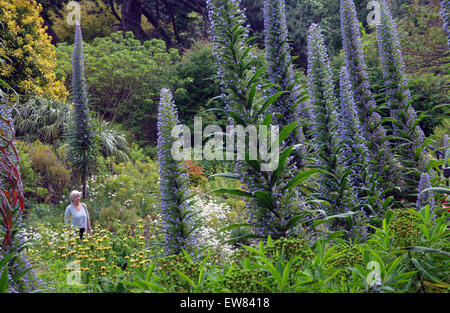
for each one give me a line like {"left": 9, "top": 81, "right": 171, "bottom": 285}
{"left": 389, "top": 209, "right": 422, "bottom": 247}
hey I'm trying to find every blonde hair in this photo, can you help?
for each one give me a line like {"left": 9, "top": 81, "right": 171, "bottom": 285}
{"left": 69, "top": 190, "right": 82, "bottom": 202}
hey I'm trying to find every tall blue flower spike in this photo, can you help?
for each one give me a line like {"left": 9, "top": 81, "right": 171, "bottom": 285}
{"left": 340, "top": 0, "right": 399, "bottom": 189}
{"left": 307, "top": 24, "right": 355, "bottom": 217}
{"left": 439, "top": 0, "right": 450, "bottom": 47}
{"left": 338, "top": 66, "right": 368, "bottom": 193}
{"left": 158, "top": 88, "right": 198, "bottom": 255}
{"left": 263, "top": 0, "right": 308, "bottom": 150}
{"left": 416, "top": 172, "right": 435, "bottom": 217}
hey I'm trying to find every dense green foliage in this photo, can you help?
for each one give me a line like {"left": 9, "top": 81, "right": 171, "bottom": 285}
{"left": 1, "top": 0, "right": 448, "bottom": 295}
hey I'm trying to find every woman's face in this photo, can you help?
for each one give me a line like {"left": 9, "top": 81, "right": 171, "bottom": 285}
{"left": 73, "top": 194, "right": 81, "bottom": 204}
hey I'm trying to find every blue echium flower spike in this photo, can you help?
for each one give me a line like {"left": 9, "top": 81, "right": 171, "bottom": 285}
{"left": 340, "top": 0, "right": 399, "bottom": 190}
{"left": 376, "top": 0, "right": 429, "bottom": 184}
{"left": 157, "top": 88, "right": 198, "bottom": 255}
{"left": 307, "top": 23, "right": 355, "bottom": 218}
{"left": 206, "top": 0, "right": 255, "bottom": 124}
{"left": 338, "top": 66, "right": 368, "bottom": 193}
{"left": 416, "top": 172, "right": 435, "bottom": 216}
{"left": 263, "top": 0, "right": 308, "bottom": 151}
{"left": 438, "top": 0, "right": 450, "bottom": 47}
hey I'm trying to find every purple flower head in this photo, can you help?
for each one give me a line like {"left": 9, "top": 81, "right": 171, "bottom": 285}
{"left": 340, "top": 0, "right": 399, "bottom": 190}
{"left": 338, "top": 66, "right": 368, "bottom": 191}
{"left": 376, "top": 0, "right": 428, "bottom": 186}
{"left": 157, "top": 88, "right": 198, "bottom": 255}
{"left": 438, "top": 0, "right": 450, "bottom": 46}
{"left": 307, "top": 24, "right": 356, "bottom": 217}
{"left": 416, "top": 172, "right": 435, "bottom": 212}
{"left": 263, "top": 0, "right": 307, "bottom": 168}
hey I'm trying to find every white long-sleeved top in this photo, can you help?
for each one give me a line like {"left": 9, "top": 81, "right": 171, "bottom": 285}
{"left": 64, "top": 203, "right": 90, "bottom": 229}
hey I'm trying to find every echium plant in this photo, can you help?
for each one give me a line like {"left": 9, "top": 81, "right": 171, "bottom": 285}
{"left": 158, "top": 88, "right": 198, "bottom": 255}
{"left": 206, "top": 0, "right": 255, "bottom": 123}
{"left": 416, "top": 172, "right": 435, "bottom": 213}
{"left": 340, "top": 0, "right": 399, "bottom": 192}
{"left": 337, "top": 66, "right": 368, "bottom": 194}
{"left": 66, "top": 24, "right": 98, "bottom": 198}
{"left": 439, "top": 0, "right": 450, "bottom": 46}
{"left": 263, "top": 0, "right": 308, "bottom": 157}
{"left": 207, "top": 0, "right": 334, "bottom": 239}
{"left": 376, "top": 0, "right": 429, "bottom": 188}
{"left": 307, "top": 24, "right": 355, "bottom": 218}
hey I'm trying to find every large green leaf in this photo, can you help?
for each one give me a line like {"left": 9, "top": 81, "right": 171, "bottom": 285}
{"left": 253, "top": 190, "right": 275, "bottom": 210}
{"left": 312, "top": 211, "right": 357, "bottom": 227}
{"left": 257, "top": 91, "right": 289, "bottom": 116}
{"left": 395, "top": 246, "right": 450, "bottom": 257}
{"left": 419, "top": 187, "right": 450, "bottom": 194}
{"left": 207, "top": 173, "right": 240, "bottom": 180}
{"left": 270, "top": 146, "right": 295, "bottom": 186}
{"left": 211, "top": 188, "right": 253, "bottom": 197}
{"left": 284, "top": 168, "right": 326, "bottom": 190}
{"left": 0, "top": 266, "right": 8, "bottom": 293}
{"left": 410, "top": 258, "right": 441, "bottom": 283}
{"left": 278, "top": 122, "right": 299, "bottom": 145}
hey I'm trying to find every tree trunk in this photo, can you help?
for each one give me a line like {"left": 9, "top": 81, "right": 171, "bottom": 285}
{"left": 121, "top": 0, "right": 146, "bottom": 40}
{"left": 42, "top": 14, "right": 60, "bottom": 45}
{"left": 81, "top": 170, "right": 86, "bottom": 199}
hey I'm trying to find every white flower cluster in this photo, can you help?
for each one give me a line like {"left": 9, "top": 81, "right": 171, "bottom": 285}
{"left": 18, "top": 224, "right": 62, "bottom": 252}
{"left": 192, "top": 195, "right": 234, "bottom": 261}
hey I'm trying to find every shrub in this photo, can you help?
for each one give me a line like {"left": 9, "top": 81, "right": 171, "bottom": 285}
{"left": 87, "top": 157, "right": 160, "bottom": 221}
{"left": 157, "top": 253, "right": 202, "bottom": 292}
{"left": 185, "top": 160, "right": 207, "bottom": 187}
{"left": 389, "top": 209, "right": 422, "bottom": 247}
{"left": 173, "top": 40, "right": 223, "bottom": 127}
{"left": 0, "top": 0, "right": 67, "bottom": 100}
{"left": 98, "top": 206, "right": 141, "bottom": 231}
{"left": 17, "top": 140, "right": 71, "bottom": 204}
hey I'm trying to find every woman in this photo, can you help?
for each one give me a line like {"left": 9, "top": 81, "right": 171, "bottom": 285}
{"left": 64, "top": 190, "right": 92, "bottom": 239}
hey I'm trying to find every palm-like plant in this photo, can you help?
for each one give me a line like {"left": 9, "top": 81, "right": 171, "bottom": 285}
{"left": 13, "top": 95, "right": 130, "bottom": 162}
{"left": 13, "top": 96, "right": 69, "bottom": 144}
{"left": 92, "top": 117, "right": 130, "bottom": 163}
